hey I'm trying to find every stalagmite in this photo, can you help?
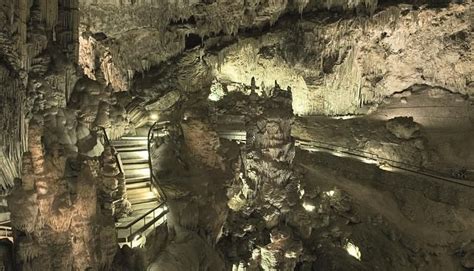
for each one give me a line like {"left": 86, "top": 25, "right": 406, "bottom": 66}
{"left": 0, "top": 0, "right": 473, "bottom": 270}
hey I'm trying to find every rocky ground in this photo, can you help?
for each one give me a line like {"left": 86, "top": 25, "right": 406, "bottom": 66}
{"left": 0, "top": 0, "right": 473, "bottom": 270}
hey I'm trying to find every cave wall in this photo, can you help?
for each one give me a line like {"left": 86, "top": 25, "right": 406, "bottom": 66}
{"left": 0, "top": 0, "right": 29, "bottom": 192}
{"left": 77, "top": 1, "right": 472, "bottom": 117}
{"left": 213, "top": 2, "right": 473, "bottom": 115}
{"left": 0, "top": 0, "right": 79, "bottom": 192}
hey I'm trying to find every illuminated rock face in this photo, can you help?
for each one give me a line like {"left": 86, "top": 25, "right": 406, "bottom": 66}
{"left": 212, "top": 3, "right": 473, "bottom": 116}
{"left": 244, "top": 87, "right": 298, "bottom": 224}
{"left": 1, "top": 1, "right": 473, "bottom": 270}
{"left": 77, "top": 1, "right": 472, "bottom": 116}
{"left": 218, "top": 87, "right": 304, "bottom": 269}
{"left": 7, "top": 123, "right": 117, "bottom": 270}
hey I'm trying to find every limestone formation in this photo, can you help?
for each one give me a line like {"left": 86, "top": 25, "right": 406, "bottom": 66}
{"left": 1, "top": 0, "right": 473, "bottom": 270}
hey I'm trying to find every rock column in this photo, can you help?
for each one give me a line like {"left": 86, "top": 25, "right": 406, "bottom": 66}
{"left": 244, "top": 87, "right": 299, "bottom": 227}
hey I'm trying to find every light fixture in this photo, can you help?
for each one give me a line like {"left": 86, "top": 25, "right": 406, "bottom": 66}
{"left": 324, "top": 190, "right": 335, "bottom": 197}
{"left": 208, "top": 93, "right": 222, "bottom": 101}
{"left": 131, "top": 234, "right": 144, "bottom": 248}
{"left": 379, "top": 164, "right": 395, "bottom": 172}
{"left": 331, "top": 150, "right": 348, "bottom": 158}
{"left": 344, "top": 241, "right": 362, "bottom": 261}
{"left": 332, "top": 115, "right": 357, "bottom": 120}
{"left": 302, "top": 202, "right": 316, "bottom": 212}
{"left": 299, "top": 188, "right": 305, "bottom": 199}
{"left": 150, "top": 112, "right": 159, "bottom": 120}
{"left": 360, "top": 157, "right": 379, "bottom": 165}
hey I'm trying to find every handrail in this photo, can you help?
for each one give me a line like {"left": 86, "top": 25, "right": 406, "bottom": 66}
{"left": 214, "top": 129, "right": 473, "bottom": 188}
{"left": 0, "top": 225, "right": 12, "bottom": 239}
{"left": 116, "top": 202, "right": 167, "bottom": 229}
{"left": 95, "top": 125, "right": 170, "bottom": 244}
{"left": 147, "top": 121, "right": 171, "bottom": 202}
{"left": 96, "top": 126, "right": 124, "bottom": 175}
{"left": 116, "top": 203, "right": 168, "bottom": 242}
{"left": 295, "top": 139, "right": 474, "bottom": 188}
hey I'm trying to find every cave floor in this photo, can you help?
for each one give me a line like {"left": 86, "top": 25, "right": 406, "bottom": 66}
{"left": 295, "top": 149, "right": 474, "bottom": 270}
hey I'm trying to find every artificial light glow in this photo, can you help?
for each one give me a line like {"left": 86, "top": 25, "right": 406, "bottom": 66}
{"left": 299, "top": 188, "right": 305, "bottom": 199}
{"left": 360, "top": 157, "right": 379, "bottom": 165}
{"left": 344, "top": 241, "right": 362, "bottom": 261}
{"left": 121, "top": 136, "right": 147, "bottom": 140}
{"left": 137, "top": 151, "right": 149, "bottom": 160}
{"left": 208, "top": 93, "right": 222, "bottom": 102}
{"left": 331, "top": 150, "right": 348, "bottom": 158}
{"left": 379, "top": 164, "right": 395, "bottom": 172}
{"left": 136, "top": 168, "right": 151, "bottom": 176}
{"left": 131, "top": 234, "right": 145, "bottom": 248}
{"left": 302, "top": 202, "right": 316, "bottom": 212}
{"left": 150, "top": 113, "right": 159, "bottom": 120}
{"left": 332, "top": 115, "right": 357, "bottom": 120}
{"left": 324, "top": 190, "right": 335, "bottom": 197}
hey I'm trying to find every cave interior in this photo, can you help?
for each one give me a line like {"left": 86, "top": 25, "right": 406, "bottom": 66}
{"left": 0, "top": 0, "right": 473, "bottom": 270}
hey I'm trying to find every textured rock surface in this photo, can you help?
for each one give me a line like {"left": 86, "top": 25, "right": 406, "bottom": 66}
{"left": 77, "top": 1, "right": 472, "bottom": 116}
{"left": 213, "top": 2, "right": 473, "bottom": 115}
{"left": 1, "top": 0, "right": 473, "bottom": 270}
{"left": 8, "top": 123, "right": 117, "bottom": 270}
{"left": 293, "top": 116, "right": 430, "bottom": 168}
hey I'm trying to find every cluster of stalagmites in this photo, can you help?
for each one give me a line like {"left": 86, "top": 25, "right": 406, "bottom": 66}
{"left": 216, "top": 86, "right": 363, "bottom": 270}
{"left": 7, "top": 122, "right": 117, "bottom": 270}
{"left": 69, "top": 78, "right": 132, "bottom": 141}
{"left": 221, "top": 87, "right": 301, "bottom": 269}
{"left": 99, "top": 145, "right": 132, "bottom": 218}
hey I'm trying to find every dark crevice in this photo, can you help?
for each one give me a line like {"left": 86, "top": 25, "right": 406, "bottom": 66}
{"left": 185, "top": 33, "right": 202, "bottom": 50}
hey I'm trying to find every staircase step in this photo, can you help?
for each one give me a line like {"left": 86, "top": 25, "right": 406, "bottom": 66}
{"left": 121, "top": 158, "right": 149, "bottom": 165}
{"left": 119, "top": 150, "right": 148, "bottom": 160}
{"left": 129, "top": 195, "right": 158, "bottom": 205}
{"left": 128, "top": 192, "right": 156, "bottom": 202}
{"left": 132, "top": 201, "right": 160, "bottom": 211}
{"left": 126, "top": 181, "right": 151, "bottom": 190}
{"left": 114, "top": 146, "right": 148, "bottom": 152}
{"left": 123, "top": 163, "right": 149, "bottom": 170}
{"left": 111, "top": 139, "right": 147, "bottom": 145}
{"left": 127, "top": 187, "right": 151, "bottom": 195}
{"left": 121, "top": 136, "right": 148, "bottom": 140}
{"left": 126, "top": 175, "right": 150, "bottom": 183}
{"left": 124, "top": 167, "right": 150, "bottom": 177}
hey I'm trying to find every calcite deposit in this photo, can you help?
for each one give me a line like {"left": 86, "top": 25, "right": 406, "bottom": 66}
{"left": 0, "top": 0, "right": 473, "bottom": 270}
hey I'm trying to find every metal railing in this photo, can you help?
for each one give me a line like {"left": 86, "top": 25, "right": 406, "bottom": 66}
{"left": 96, "top": 126, "right": 124, "bottom": 175}
{"left": 214, "top": 129, "right": 474, "bottom": 188}
{"left": 112, "top": 121, "right": 173, "bottom": 246}
{"left": 147, "top": 121, "right": 171, "bottom": 202}
{"left": 295, "top": 139, "right": 474, "bottom": 188}
{"left": 0, "top": 225, "right": 13, "bottom": 242}
{"left": 116, "top": 202, "right": 168, "bottom": 243}
{"left": 97, "top": 126, "right": 169, "bottom": 245}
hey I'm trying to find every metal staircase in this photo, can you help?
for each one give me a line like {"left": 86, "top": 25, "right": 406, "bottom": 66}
{"left": 112, "top": 136, "right": 157, "bottom": 207}
{"left": 98, "top": 127, "right": 168, "bottom": 248}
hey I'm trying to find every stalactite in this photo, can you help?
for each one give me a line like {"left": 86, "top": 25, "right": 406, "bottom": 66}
{"left": 295, "top": 0, "right": 309, "bottom": 14}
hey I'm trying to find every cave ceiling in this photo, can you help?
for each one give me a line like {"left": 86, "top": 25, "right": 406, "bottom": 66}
{"left": 78, "top": 0, "right": 473, "bottom": 115}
